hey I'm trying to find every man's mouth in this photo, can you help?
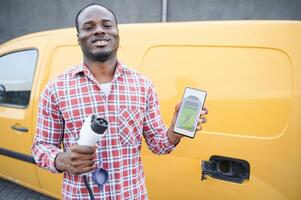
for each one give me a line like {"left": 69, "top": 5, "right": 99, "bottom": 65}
{"left": 92, "top": 38, "right": 110, "bottom": 47}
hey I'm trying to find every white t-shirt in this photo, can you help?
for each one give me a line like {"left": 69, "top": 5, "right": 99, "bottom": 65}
{"left": 100, "top": 82, "right": 111, "bottom": 97}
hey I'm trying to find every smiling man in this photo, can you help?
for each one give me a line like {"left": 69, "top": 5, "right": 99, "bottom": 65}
{"left": 32, "top": 3, "right": 207, "bottom": 200}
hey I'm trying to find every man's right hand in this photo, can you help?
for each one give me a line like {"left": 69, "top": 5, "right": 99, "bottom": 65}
{"left": 54, "top": 144, "right": 97, "bottom": 175}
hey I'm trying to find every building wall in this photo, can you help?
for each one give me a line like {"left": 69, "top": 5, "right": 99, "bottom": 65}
{"left": 168, "top": 0, "right": 301, "bottom": 21}
{"left": 0, "top": 0, "right": 301, "bottom": 44}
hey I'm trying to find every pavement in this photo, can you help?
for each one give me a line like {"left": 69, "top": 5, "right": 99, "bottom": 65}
{"left": 0, "top": 178, "right": 55, "bottom": 200}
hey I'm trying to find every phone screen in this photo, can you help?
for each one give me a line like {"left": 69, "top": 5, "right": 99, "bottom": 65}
{"left": 174, "top": 87, "right": 207, "bottom": 138}
{"left": 178, "top": 103, "right": 199, "bottom": 131}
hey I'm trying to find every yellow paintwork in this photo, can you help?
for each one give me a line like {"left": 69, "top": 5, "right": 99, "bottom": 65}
{"left": 0, "top": 21, "right": 300, "bottom": 199}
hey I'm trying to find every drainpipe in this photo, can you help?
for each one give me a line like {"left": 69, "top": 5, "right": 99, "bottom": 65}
{"left": 162, "top": 0, "right": 168, "bottom": 22}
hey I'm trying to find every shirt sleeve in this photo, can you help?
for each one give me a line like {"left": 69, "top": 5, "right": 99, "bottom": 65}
{"left": 143, "top": 82, "right": 178, "bottom": 155}
{"left": 31, "top": 82, "right": 64, "bottom": 173}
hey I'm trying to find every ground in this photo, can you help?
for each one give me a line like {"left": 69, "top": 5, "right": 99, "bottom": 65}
{"left": 0, "top": 178, "right": 54, "bottom": 200}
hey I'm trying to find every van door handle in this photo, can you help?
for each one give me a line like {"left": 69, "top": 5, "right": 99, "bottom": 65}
{"left": 11, "top": 124, "right": 28, "bottom": 132}
{"left": 201, "top": 155, "right": 250, "bottom": 184}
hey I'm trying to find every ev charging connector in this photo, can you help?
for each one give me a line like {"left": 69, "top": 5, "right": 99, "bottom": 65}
{"left": 77, "top": 114, "right": 109, "bottom": 200}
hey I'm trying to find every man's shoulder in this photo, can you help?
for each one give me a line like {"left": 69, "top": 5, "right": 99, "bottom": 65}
{"left": 51, "top": 64, "right": 81, "bottom": 81}
{"left": 44, "top": 64, "right": 81, "bottom": 91}
{"left": 58, "top": 64, "right": 81, "bottom": 79}
{"left": 121, "top": 64, "right": 152, "bottom": 86}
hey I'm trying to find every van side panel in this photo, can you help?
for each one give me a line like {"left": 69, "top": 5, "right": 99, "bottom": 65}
{"left": 119, "top": 22, "right": 300, "bottom": 200}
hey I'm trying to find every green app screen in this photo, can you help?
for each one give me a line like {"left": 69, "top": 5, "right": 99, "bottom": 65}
{"left": 178, "top": 105, "right": 198, "bottom": 131}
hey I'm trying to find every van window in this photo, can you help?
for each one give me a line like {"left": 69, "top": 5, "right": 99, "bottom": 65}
{"left": 0, "top": 49, "right": 37, "bottom": 107}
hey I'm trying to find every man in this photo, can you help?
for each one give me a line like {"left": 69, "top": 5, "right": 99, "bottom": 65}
{"left": 32, "top": 3, "right": 208, "bottom": 200}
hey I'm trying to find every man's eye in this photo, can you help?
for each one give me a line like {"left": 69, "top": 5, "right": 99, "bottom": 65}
{"left": 103, "top": 24, "right": 113, "bottom": 28}
{"left": 83, "top": 26, "right": 93, "bottom": 30}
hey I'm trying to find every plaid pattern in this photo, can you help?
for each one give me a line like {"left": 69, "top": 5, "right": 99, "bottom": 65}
{"left": 31, "top": 62, "right": 176, "bottom": 200}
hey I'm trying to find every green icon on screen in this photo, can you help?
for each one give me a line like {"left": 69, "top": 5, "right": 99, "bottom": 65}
{"left": 178, "top": 95, "right": 201, "bottom": 131}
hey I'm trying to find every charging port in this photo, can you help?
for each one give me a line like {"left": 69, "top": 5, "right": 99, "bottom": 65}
{"left": 201, "top": 155, "right": 250, "bottom": 184}
{"left": 217, "top": 160, "right": 231, "bottom": 174}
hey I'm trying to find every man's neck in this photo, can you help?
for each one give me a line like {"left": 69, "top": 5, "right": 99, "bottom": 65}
{"left": 84, "top": 57, "right": 117, "bottom": 84}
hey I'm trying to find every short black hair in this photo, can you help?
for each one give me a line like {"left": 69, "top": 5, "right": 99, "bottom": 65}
{"left": 75, "top": 3, "right": 118, "bottom": 33}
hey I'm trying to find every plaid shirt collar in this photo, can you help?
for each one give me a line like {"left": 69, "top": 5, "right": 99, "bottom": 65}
{"left": 71, "top": 60, "right": 124, "bottom": 82}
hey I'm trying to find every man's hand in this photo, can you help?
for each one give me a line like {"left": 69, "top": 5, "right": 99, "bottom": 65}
{"left": 167, "top": 102, "right": 208, "bottom": 144}
{"left": 54, "top": 144, "right": 97, "bottom": 175}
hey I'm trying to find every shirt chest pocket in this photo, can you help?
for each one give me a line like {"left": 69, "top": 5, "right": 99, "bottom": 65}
{"left": 118, "top": 107, "right": 144, "bottom": 145}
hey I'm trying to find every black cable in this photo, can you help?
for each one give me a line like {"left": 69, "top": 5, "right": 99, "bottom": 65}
{"left": 83, "top": 175, "right": 95, "bottom": 200}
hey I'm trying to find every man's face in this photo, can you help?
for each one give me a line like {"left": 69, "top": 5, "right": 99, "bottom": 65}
{"left": 77, "top": 6, "right": 119, "bottom": 62}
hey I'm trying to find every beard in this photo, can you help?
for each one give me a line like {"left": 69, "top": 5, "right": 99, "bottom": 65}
{"left": 83, "top": 49, "right": 114, "bottom": 62}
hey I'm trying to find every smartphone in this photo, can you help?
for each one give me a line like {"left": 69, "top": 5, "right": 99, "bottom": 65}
{"left": 173, "top": 87, "right": 207, "bottom": 138}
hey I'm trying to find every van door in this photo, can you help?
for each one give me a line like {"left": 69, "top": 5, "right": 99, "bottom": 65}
{"left": 0, "top": 49, "right": 40, "bottom": 186}
{"left": 0, "top": 34, "right": 50, "bottom": 190}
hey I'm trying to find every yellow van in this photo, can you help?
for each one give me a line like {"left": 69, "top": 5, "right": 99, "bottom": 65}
{"left": 0, "top": 21, "right": 300, "bottom": 199}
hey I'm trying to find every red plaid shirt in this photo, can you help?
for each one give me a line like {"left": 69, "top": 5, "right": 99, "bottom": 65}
{"left": 32, "top": 62, "right": 176, "bottom": 200}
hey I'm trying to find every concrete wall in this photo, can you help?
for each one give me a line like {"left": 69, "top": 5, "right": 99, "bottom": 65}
{"left": 168, "top": 0, "right": 301, "bottom": 21}
{"left": 0, "top": 0, "right": 301, "bottom": 44}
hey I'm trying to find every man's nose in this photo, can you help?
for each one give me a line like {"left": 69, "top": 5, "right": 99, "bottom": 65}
{"left": 93, "top": 25, "right": 105, "bottom": 35}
